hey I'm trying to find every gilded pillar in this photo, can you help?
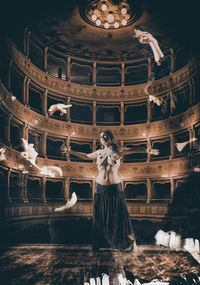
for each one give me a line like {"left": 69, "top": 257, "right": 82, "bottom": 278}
{"left": 42, "top": 176, "right": 47, "bottom": 203}
{"left": 64, "top": 178, "right": 70, "bottom": 201}
{"left": 25, "top": 78, "right": 30, "bottom": 107}
{"left": 121, "top": 62, "right": 125, "bottom": 86}
{"left": 67, "top": 97, "right": 71, "bottom": 122}
{"left": 147, "top": 136, "right": 151, "bottom": 162}
{"left": 67, "top": 56, "right": 71, "bottom": 82}
{"left": 43, "top": 89, "right": 48, "bottom": 116}
{"left": 44, "top": 47, "right": 48, "bottom": 72}
{"left": 41, "top": 132, "right": 47, "bottom": 158}
{"left": 170, "top": 134, "right": 175, "bottom": 159}
{"left": 22, "top": 173, "right": 29, "bottom": 203}
{"left": 93, "top": 62, "right": 96, "bottom": 86}
{"left": 66, "top": 136, "right": 70, "bottom": 161}
{"left": 147, "top": 99, "right": 152, "bottom": 123}
{"left": 93, "top": 101, "right": 96, "bottom": 126}
{"left": 120, "top": 102, "right": 124, "bottom": 126}
{"left": 22, "top": 123, "right": 29, "bottom": 140}
{"left": 146, "top": 179, "right": 152, "bottom": 204}
{"left": 23, "top": 76, "right": 27, "bottom": 104}
{"left": 147, "top": 57, "right": 152, "bottom": 81}
{"left": 170, "top": 178, "right": 175, "bottom": 204}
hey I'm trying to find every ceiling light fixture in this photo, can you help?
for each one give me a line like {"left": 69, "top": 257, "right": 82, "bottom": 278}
{"left": 80, "top": 0, "right": 138, "bottom": 30}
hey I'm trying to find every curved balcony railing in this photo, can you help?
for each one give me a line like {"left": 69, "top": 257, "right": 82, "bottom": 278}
{"left": 9, "top": 41, "right": 199, "bottom": 102}
{"left": 18, "top": 32, "right": 192, "bottom": 86}
{"left": 0, "top": 141, "right": 195, "bottom": 180}
{"left": 1, "top": 82, "right": 200, "bottom": 141}
{"left": 0, "top": 140, "right": 197, "bottom": 220}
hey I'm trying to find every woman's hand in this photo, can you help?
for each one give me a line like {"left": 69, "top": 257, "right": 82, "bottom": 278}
{"left": 194, "top": 167, "right": 200, "bottom": 172}
{"left": 147, "top": 148, "right": 159, "bottom": 155}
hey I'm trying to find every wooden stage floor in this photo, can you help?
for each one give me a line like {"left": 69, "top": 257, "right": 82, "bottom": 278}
{"left": 0, "top": 244, "right": 199, "bottom": 284}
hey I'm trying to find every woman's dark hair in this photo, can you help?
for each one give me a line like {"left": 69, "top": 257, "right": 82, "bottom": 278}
{"left": 100, "top": 130, "right": 120, "bottom": 154}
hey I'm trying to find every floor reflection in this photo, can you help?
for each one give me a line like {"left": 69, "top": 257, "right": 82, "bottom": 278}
{"left": 0, "top": 244, "right": 199, "bottom": 284}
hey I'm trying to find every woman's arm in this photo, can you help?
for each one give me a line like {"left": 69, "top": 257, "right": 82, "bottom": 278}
{"left": 120, "top": 147, "right": 159, "bottom": 157}
{"left": 70, "top": 150, "right": 95, "bottom": 160}
{"left": 63, "top": 146, "right": 99, "bottom": 160}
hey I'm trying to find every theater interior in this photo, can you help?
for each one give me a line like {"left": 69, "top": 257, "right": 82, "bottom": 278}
{"left": 0, "top": 0, "right": 200, "bottom": 284}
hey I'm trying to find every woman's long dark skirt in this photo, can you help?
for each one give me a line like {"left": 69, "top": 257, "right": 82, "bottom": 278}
{"left": 92, "top": 182, "right": 135, "bottom": 250}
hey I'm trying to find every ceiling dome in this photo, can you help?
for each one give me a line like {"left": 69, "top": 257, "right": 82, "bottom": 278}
{"left": 25, "top": 0, "right": 178, "bottom": 61}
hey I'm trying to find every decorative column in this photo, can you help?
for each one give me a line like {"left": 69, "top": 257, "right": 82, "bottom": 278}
{"left": 170, "top": 48, "right": 174, "bottom": 74}
{"left": 23, "top": 76, "right": 27, "bottom": 104}
{"left": 146, "top": 179, "right": 152, "bottom": 204}
{"left": 147, "top": 136, "right": 151, "bottom": 162}
{"left": 66, "top": 56, "right": 71, "bottom": 82}
{"left": 169, "top": 91, "right": 174, "bottom": 116}
{"left": 121, "top": 63, "right": 125, "bottom": 86}
{"left": 189, "top": 126, "right": 195, "bottom": 151}
{"left": 64, "top": 178, "right": 70, "bottom": 201}
{"left": 120, "top": 102, "right": 124, "bottom": 126}
{"left": 22, "top": 173, "right": 29, "bottom": 203}
{"left": 170, "top": 178, "right": 175, "bottom": 204}
{"left": 22, "top": 123, "right": 29, "bottom": 140}
{"left": 41, "top": 132, "right": 47, "bottom": 158}
{"left": 25, "top": 78, "right": 30, "bottom": 107}
{"left": 147, "top": 58, "right": 152, "bottom": 81}
{"left": 170, "top": 134, "right": 175, "bottom": 159}
{"left": 42, "top": 89, "right": 48, "bottom": 116}
{"left": 44, "top": 47, "right": 48, "bottom": 72}
{"left": 93, "top": 101, "right": 96, "bottom": 126}
{"left": 93, "top": 62, "right": 96, "bottom": 86}
{"left": 42, "top": 176, "right": 47, "bottom": 203}
{"left": 67, "top": 97, "right": 71, "bottom": 122}
{"left": 66, "top": 136, "right": 70, "bottom": 161}
{"left": 147, "top": 99, "right": 152, "bottom": 123}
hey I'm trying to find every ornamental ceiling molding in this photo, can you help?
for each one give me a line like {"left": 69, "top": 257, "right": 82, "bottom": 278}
{"left": 0, "top": 142, "right": 197, "bottom": 180}
{"left": 1, "top": 82, "right": 200, "bottom": 140}
{"left": 11, "top": 43, "right": 199, "bottom": 102}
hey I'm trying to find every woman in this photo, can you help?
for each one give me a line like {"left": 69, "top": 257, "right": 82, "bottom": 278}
{"left": 66, "top": 130, "right": 159, "bottom": 251}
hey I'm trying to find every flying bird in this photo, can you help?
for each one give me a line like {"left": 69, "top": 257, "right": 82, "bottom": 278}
{"left": 54, "top": 192, "right": 78, "bottom": 212}
{"left": 48, "top": 103, "right": 72, "bottom": 116}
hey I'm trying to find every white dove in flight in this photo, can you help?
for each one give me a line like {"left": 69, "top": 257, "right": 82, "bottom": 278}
{"left": 48, "top": 103, "right": 72, "bottom": 116}
{"left": 54, "top": 192, "right": 78, "bottom": 212}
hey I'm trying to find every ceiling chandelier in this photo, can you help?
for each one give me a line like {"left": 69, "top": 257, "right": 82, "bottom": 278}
{"left": 80, "top": 0, "right": 138, "bottom": 30}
